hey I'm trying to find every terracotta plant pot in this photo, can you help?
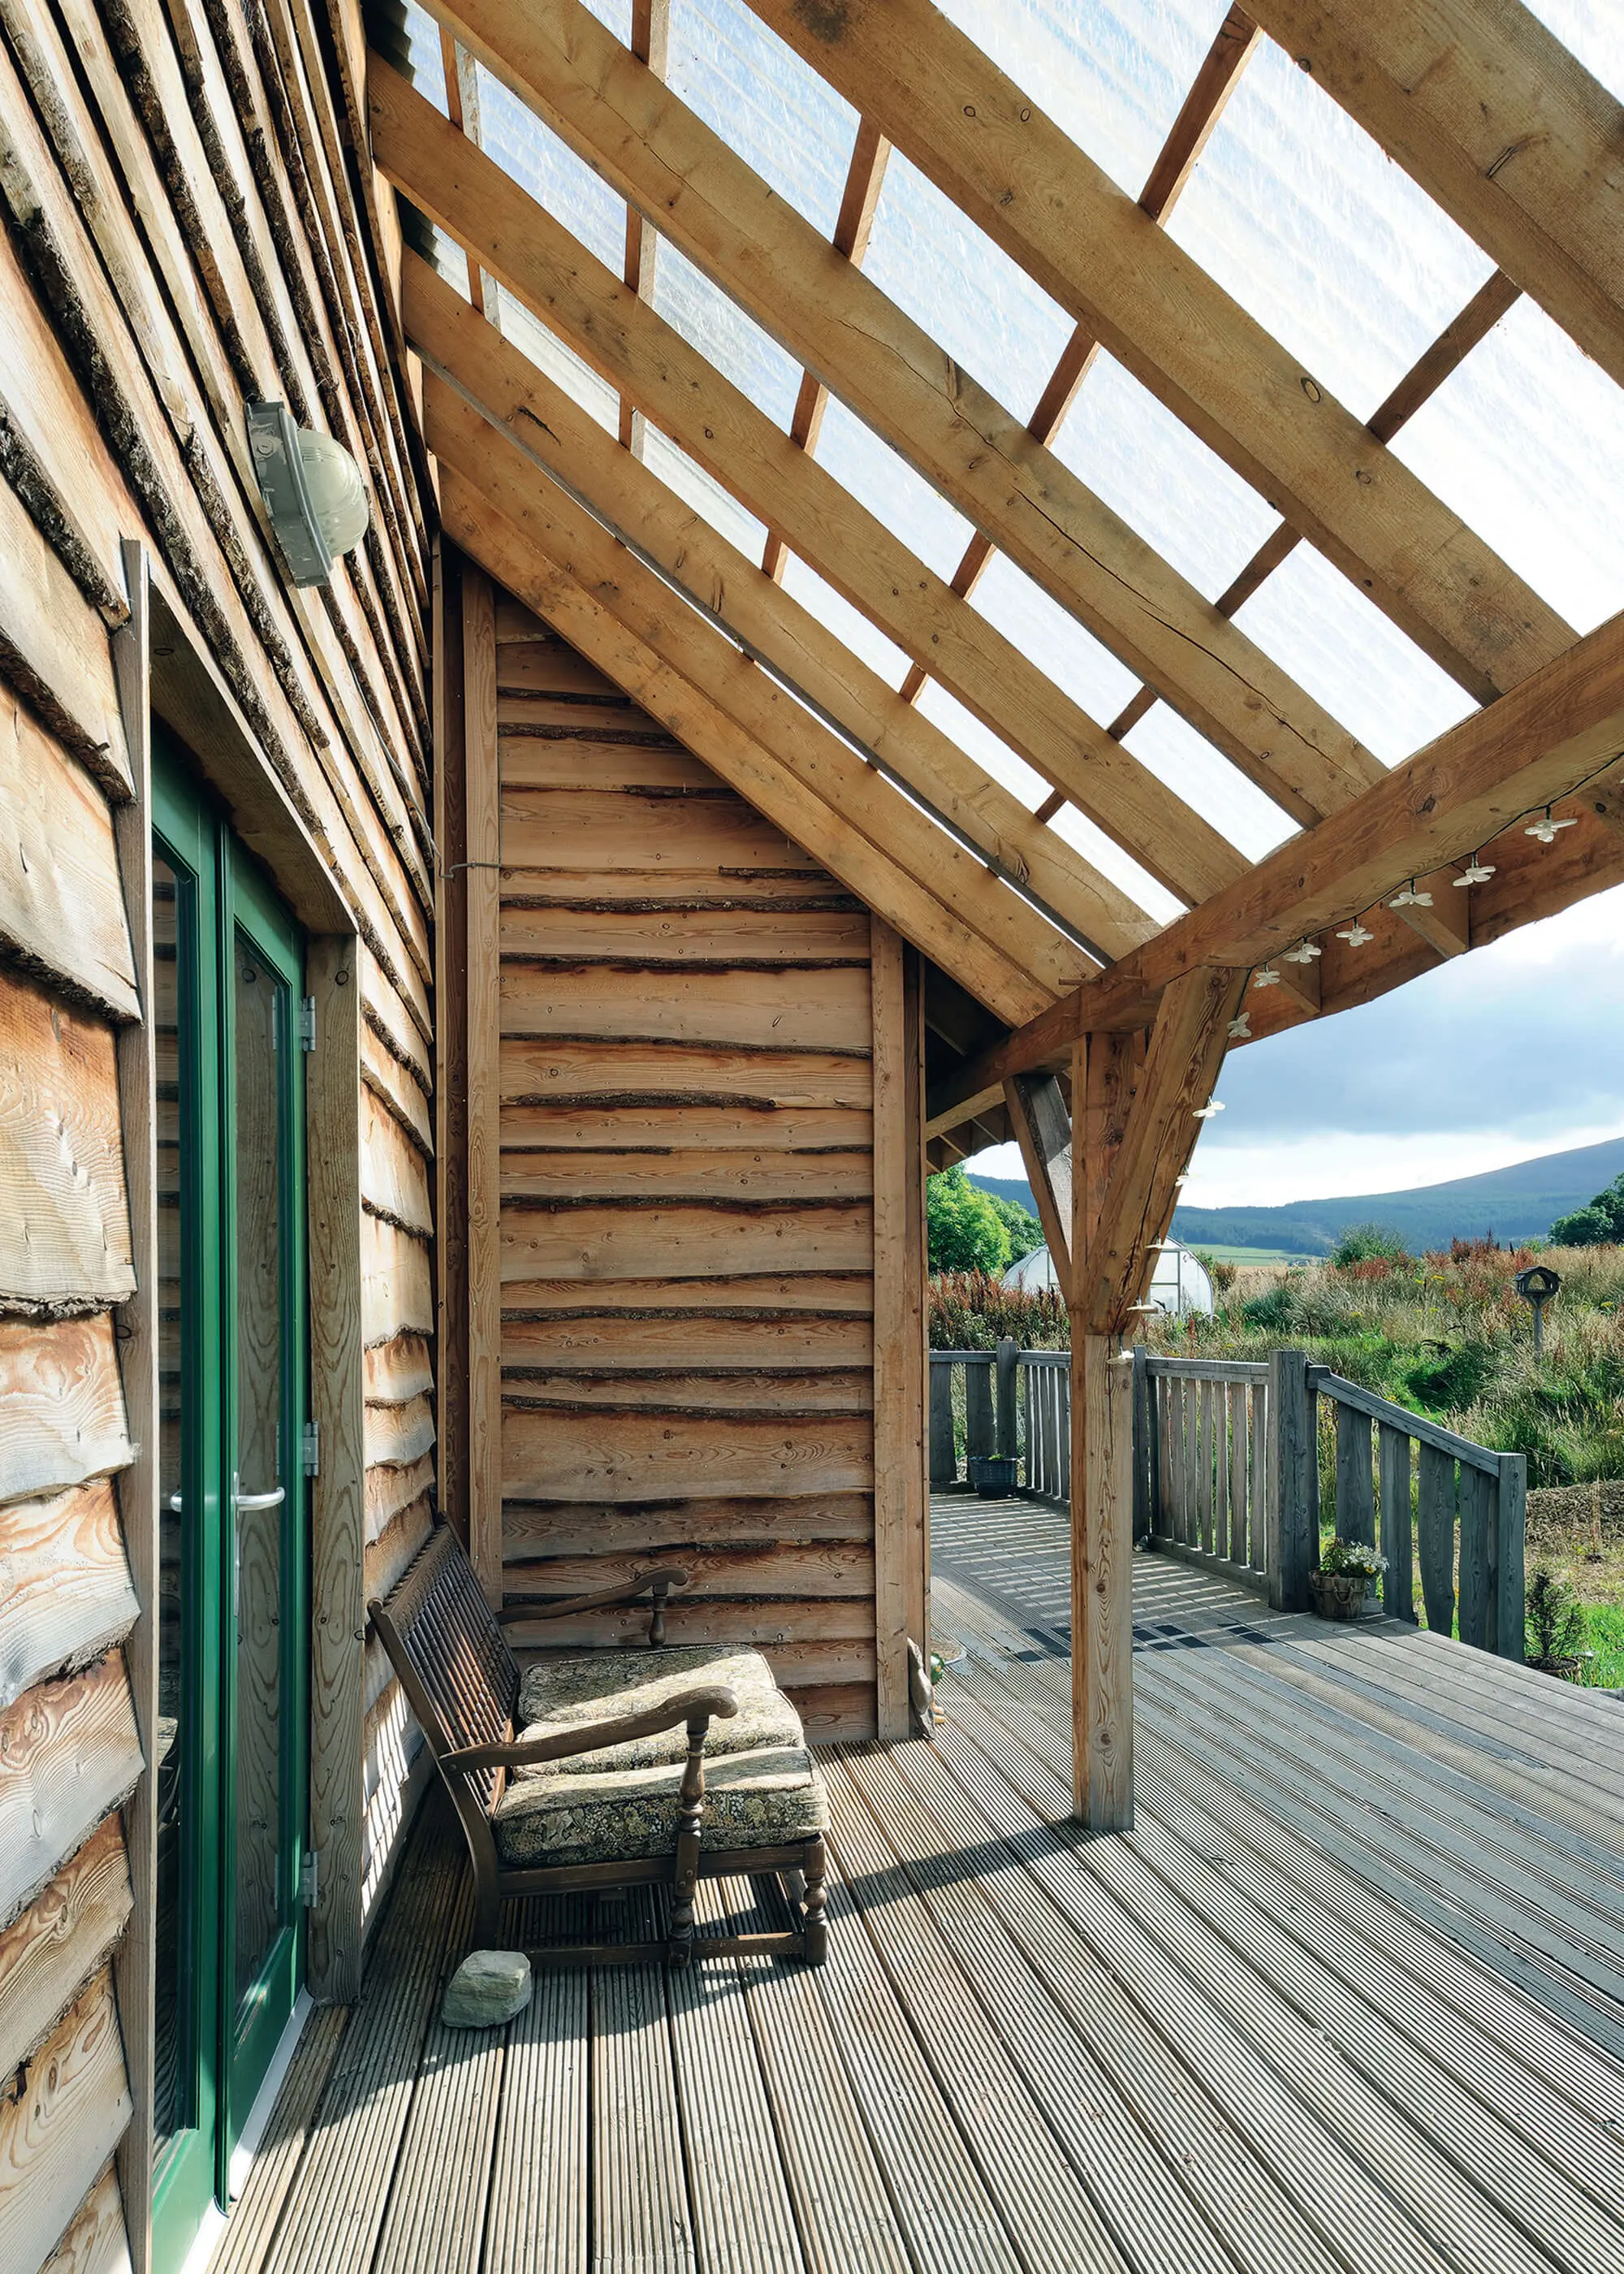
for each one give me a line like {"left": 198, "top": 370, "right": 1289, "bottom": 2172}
{"left": 1308, "top": 1567, "right": 1373, "bottom": 1621}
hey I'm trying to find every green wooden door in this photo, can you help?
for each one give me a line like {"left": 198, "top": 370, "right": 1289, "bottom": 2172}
{"left": 152, "top": 736, "right": 310, "bottom": 2271}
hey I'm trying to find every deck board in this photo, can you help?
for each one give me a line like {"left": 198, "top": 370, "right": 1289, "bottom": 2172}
{"left": 209, "top": 1494, "right": 1624, "bottom": 2274}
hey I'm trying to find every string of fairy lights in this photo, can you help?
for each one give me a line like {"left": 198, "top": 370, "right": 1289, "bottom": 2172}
{"left": 1196, "top": 766, "right": 1618, "bottom": 1110}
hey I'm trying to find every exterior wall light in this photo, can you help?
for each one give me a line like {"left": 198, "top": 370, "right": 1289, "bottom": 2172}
{"left": 247, "top": 400, "right": 370, "bottom": 586}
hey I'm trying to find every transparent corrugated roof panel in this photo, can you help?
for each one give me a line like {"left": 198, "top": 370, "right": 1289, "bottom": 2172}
{"left": 1164, "top": 35, "right": 1493, "bottom": 417}
{"left": 1233, "top": 543, "right": 1475, "bottom": 766}
{"left": 638, "top": 426, "right": 770, "bottom": 559}
{"left": 968, "top": 552, "right": 1138, "bottom": 728}
{"left": 668, "top": 0, "right": 856, "bottom": 236}
{"left": 780, "top": 555, "right": 915, "bottom": 690}
{"left": 650, "top": 239, "right": 804, "bottom": 430}
{"left": 1389, "top": 296, "right": 1624, "bottom": 635}
{"left": 477, "top": 65, "right": 627, "bottom": 272}
{"left": 1047, "top": 801, "right": 1184, "bottom": 928}
{"left": 806, "top": 394, "right": 978, "bottom": 583}
{"left": 399, "top": 0, "right": 447, "bottom": 110}
{"left": 859, "top": 148, "right": 1074, "bottom": 429}
{"left": 931, "top": 0, "right": 1236, "bottom": 198}
{"left": 1120, "top": 703, "right": 1296, "bottom": 862}
{"left": 496, "top": 286, "right": 620, "bottom": 435}
{"left": 1050, "top": 352, "right": 1279, "bottom": 599}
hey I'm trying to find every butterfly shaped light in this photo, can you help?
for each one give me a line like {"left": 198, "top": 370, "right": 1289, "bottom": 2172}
{"left": 1389, "top": 880, "right": 1433, "bottom": 909}
{"left": 1281, "top": 938, "right": 1322, "bottom": 963}
{"left": 1227, "top": 1012, "right": 1251, "bottom": 1040}
{"left": 1192, "top": 1097, "right": 1225, "bottom": 1121}
{"left": 1251, "top": 965, "right": 1282, "bottom": 989}
{"left": 1337, "top": 919, "right": 1374, "bottom": 946}
{"left": 1453, "top": 854, "right": 1496, "bottom": 886}
{"left": 1525, "top": 806, "right": 1579, "bottom": 845}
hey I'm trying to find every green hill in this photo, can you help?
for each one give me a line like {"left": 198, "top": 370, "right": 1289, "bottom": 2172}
{"left": 967, "top": 1135, "right": 1624, "bottom": 1260}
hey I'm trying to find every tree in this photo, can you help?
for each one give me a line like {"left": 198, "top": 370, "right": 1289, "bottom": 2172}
{"left": 1550, "top": 1174, "right": 1624, "bottom": 1247}
{"left": 926, "top": 1164, "right": 1011, "bottom": 1275}
{"left": 1330, "top": 1221, "right": 1409, "bottom": 1268}
{"left": 986, "top": 1191, "right": 1043, "bottom": 1264}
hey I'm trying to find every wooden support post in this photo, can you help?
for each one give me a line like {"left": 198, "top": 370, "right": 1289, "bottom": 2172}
{"left": 464, "top": 566, "right": 503, "bottom": 1604}
{"left": 870, "top": 916, "right": 919, "bottom": 1740}
{"left": 1071, "top": 1337, "right": 1134, "bottom": 1827}
{"left": 902, "top": 939, "right": 931, "bottom": 1681}
{"left": 1266, "top": 1348, "right": 1316, "bottom": 1610}
{"left": 965, "top": 1363, "right": 995, "bottom": 1463}
{"left": 110, "top": 538, "right": 155, "bottom": 2274}
{"left": 928, "top": 1362, "right": 957, "bottom": 1487}
{"left": 434, "top": 540, "right": 471, "bottom": 1547}
{"left": 1494, "top": 1452, "right": 1527, "bottom": 1663}
{"left": 995, "top": 1336, "right": 1018, "bottom": 1461}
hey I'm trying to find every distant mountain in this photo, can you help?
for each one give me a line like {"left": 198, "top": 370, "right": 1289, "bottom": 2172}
{"left": 965, "top": 1135, "right": 1624, "bottom": 1260}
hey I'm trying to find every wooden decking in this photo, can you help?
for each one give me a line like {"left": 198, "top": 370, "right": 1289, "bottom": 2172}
{"left": 214, "top": 1494, "right": 1624, "bottom": 2274}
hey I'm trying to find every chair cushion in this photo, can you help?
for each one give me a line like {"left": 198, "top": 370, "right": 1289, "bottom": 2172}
{"left": 515, "top": 1646, "right": 802, "bottom": 1776}
{"left": 491, "top": 1744, "right": 828, "bottom": 1870}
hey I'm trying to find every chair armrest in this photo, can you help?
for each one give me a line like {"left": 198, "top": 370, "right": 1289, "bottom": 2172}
{"left": 443, "top": 1684, "right": 740, "bottom": 1775}
{"left": 496, "top": 1564, "right": 691, "bottom": 1645}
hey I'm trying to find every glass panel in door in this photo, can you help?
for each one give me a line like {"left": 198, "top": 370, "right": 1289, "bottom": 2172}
{"left": 231, "top": 930, "right": 289, "bottom": 2009}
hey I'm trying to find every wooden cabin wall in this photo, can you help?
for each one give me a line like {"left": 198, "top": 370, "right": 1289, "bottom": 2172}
{"left": 0, "top": 0, "right": 431, "bottom": 2256}
{"left": 439, "top": 579, "right": 930, "bottom": 1744}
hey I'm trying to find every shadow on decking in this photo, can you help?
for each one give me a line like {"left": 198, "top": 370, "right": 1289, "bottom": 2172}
{"left": 211, "top": 1496, "right": 1624, "bottom": 2274}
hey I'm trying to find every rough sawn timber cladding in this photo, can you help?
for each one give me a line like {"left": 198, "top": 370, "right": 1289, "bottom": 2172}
{"left": 482, "top": 588, "right": 904, "bottom": 1741}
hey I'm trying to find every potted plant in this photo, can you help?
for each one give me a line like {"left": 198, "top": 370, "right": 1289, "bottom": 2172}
{"left": 967, "top": 1453, "right": 1020, "bottom": 1498}
{"left": 1309, "top": 1537, "right": 1388, "bottom": 1620}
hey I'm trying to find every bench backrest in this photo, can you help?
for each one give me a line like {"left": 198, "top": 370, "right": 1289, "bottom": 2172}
{"left": 370, "top": 1524, "right": 520, "bottom": 1811}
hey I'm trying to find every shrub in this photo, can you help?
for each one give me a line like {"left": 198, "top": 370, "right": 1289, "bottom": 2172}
{"left": 927, "top": 1271, "right": 1068, "bottom": 1351}
{"left": 1198, "top": 1251, "right": 1238, "bottom": 1292}
{"left": 1524, "top": 1564, "right": 1587, "bottom": 1671}
{"left": 1330, "top": 1221, "right": 1410, "bottom": 1269}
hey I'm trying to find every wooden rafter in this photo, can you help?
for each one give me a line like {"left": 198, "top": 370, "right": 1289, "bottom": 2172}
{"left": 437, "top": 32, "right": 495, "bottom": 318}
{"left": 367, "top": 57, "right": 1246, "bottom": 903}
{"left": 745, "top": 0, "right": 1574, "bottom": 704}
{"left": 427, "top": 390, "right": 1075, "bottom": 1020}
{"left": 1243, "top": 0, "right": 1624, "bottom": 395}
{"left": 762, "top": 114, "right": 890, "bottom": 583}
{"left": 405, "top": 0, "right": 1389, "bottom": 835}
{"left": 405, "top": 256, "right": 1153, "bottom": 961}
{"left": 619, "top": 0, "right": 669, "bottom": 456}
{"left": 901, "top": 4, "right": 1261, "bottom": 711}
{"left": 927, "top": 608, "right": 1624, "bottom": 1132}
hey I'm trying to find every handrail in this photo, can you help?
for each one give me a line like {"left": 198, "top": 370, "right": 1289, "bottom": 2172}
{"left": 1306, "top": 1366, "right": 1501, "bottom": 1475}
{"left": 1143, "top": 1355, "right": 1267, "bottom": 1385}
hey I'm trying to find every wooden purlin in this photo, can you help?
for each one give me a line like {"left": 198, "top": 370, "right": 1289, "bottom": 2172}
{"left": 404, "top": 251, "right": 1154, "bottom": 962}
{"left": 388, "top": 8, "right": 1384, "bottom": 867}
{"left": 745, "top": 0, "right": 1574, "bottom": 705}
{"left": 901, "top": 3, "right": 1262, "bottom": 711}
{"left": 619, "top": 0, "right": 669, "bottom": 456}
{"left": 1241, "top": 0, "right": 1624, "bottom": 395}
{"left": 762, "top": 112, "right": 891, "bottom": 583}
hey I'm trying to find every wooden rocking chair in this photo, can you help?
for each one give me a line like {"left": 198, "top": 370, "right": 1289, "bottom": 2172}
{"left": 368, "top": 1522, "right": 829, "bottom": 1967}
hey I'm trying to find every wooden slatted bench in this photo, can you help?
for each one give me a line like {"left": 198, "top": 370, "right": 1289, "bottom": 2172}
{"left": 369, "top": 1522, "right": 829, "bottom": 1966}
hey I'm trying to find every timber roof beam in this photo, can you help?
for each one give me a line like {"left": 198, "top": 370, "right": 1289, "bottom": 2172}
{"left": 744, "top": 0, "right": 1575, "bottom": 704}
{"left": 405, "top": 0, "right": 1387, "bottom": 829}
{"left": 1242, "top": 0, "right": 1624, "bottom": 396}
{"left": 366, "top": 54, "right": 1245, "bottom": 904}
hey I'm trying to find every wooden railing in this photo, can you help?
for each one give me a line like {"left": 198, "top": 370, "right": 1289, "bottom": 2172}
{"left": 931, "top": 1341, "right": 1527, "bottom": 1661}
{"left": 928, "top": 1342, "right": 1069, "bottom": 1502}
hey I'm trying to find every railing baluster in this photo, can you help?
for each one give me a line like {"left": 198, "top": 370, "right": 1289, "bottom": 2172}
{"left": 1336, "top": 1404, "right": 1376, "bottom": 1548}
{"left": 1228, "top": 1383, "right": 1246, "bottom": 1566}
{"left": 1417, "top": 1444, "right": 1458, "bottom": 1636}
{"left": 1379, "top": 1424, "right": 1415, "bottom": 1623}
{"left": 1457, "top": 1463, "right": 1494, "bottom": 1649}
{"left": 1493, "top": 1453, "right": 1527, "bottom": 1663}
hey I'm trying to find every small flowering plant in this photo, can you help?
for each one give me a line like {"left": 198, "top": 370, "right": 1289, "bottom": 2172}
{"left": 1318, "top": 1537, "right": 1389, "bottom": 1580}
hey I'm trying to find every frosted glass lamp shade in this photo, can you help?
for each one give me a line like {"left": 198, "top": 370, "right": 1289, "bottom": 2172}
{"left": 297, "top": 428, "right": 369, "bottom": 557}
{"left": 246, "top": 400, "right": 370, "bottom": 586}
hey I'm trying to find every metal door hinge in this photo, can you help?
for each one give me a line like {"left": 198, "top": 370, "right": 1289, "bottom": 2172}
{"left": 299, "top": 996, "right": 317, "bottom": 1052}
{"left": 299, "top": 1851, "right": 320, "bottom": 1908}
{"left": 301, "top": 1420, "right": 320, "bottom": 1478}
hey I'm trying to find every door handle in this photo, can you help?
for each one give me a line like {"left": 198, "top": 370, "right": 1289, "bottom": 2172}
{"left": 232, "top": 1486, "right": 287, "bottom": 1511}
{"left": 230, "top": 1476, "right": 286, "bottom": 1624}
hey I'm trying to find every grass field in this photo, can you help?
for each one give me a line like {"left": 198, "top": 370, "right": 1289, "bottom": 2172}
{"left": 1190, "top": 1243, "right": 1319, "bottom": 1265}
